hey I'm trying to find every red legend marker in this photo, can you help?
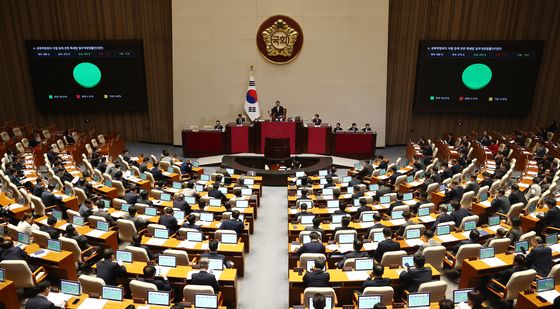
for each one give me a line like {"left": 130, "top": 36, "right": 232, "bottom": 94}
{"left": 459, "top": 96, "right": 464, "bottom": 101}
{"left": 76, "top": 95, "right": 81, "bottom": 99}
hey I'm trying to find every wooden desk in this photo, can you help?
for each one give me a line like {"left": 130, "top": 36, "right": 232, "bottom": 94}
{"left": 24, "top": 243, "right": 78, "bottom": 280}
{"left": 93, "top": 184, "right": 118, "bottom": 199}
{"left": 0, "top": 193, "right": 32, "bottom": 220}
{"left": 0, "top": 280, "right": 19, "bottom": 309}
{"left": 517, "top": 284, "right": 560, "bottom": 309}
{"left": 68, "top": 295, "right": 229, "bottom": 309}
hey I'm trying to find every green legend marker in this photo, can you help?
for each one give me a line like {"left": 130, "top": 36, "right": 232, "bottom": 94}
{"left": 48, "top": 95, "right": 53, "bottom": 99}
{"left": 73, "top": 62, "right": 101, "bottom": 88}
{"left": 462, "top": 63, "right": 492, "bottom": 90}
{"left": 430, "top": 96, "right": 435, "bottom": 101}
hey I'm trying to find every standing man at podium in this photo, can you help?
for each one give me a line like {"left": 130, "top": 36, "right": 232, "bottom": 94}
{"left": 270, "top": 100, "right": 285, "bottom": 121}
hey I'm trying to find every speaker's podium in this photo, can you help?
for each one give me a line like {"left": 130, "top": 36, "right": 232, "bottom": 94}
{"left": 264, "top": 138, "right": 290, "bottom": 160}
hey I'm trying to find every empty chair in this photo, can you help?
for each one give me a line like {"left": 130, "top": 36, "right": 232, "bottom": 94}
{"left": 445, "top": 244, "right": 481, "bottom": 270}
{"left": 30, "top": 195, "right": 55, "bottom": 217}
{"left": 487, "top": 238, "right": 511, "bottom": 254}
{"left": 66, "top": 209, "right": 81, "bottom": 223}
{"left": 426, "top": 183, "right": 439, "bottom": 200}
{"left": 546, "top": 264, "right": 560, "bottom": 283}
{"left": 112, "top": 180, "right": 126, "bottom": 198}
{"left": 116, "top": 219, "right": 138, "bottom": 242}
{"left": 130, "top": 279, "right": 157, "bottom": 301}
{"left": 183, "top": 285, "right": 215, "bottom": 303}
{"left": 422, "top": 246, "right": 446, "bottom": 271}
{"left": 363, "top": 286, "right": 394, "bottom": 306}
{"left": 460, "top": 191, "right": 475, "bottom": 209}
{"left": 31, "top": 230, "right": 51, "bottom": 248}
{"left": 519, "top": 231, "right": 536, "bottom": 242}
{"left": 417, "top": 281, "right": 447, "bottom": 302}
{"left": 403, "top": 224, "right": 425, "bottom": 238}
{"left": 59, "top": 236, "right": 97, "bottom": 265}
{"left": 489, "top": 180, "right": 501, "bottom": 196}
{"left": 334, "top": 230, "right": 358, "bottom": 243}
{"left": 163, "top": 249, "right": 190, "bottom": 266}
{"left": 148, "top": 223, "right": 167, "bottom": 236}
{"left": 496, "top": 202, "right": 523, "bottom": 224}
{"left": 476, "top": 186, "right": 489, "bottom": 201}
{"left": 380, "top": 250, "right": 407, "bottom": 267}
{"left": 303, "top": 287, "right": 337, "bottom": 308}
{"left": 215, "top": 230, "right": 237, "bottom": 243}
{"left": 488, "top": 269, "right": 536, "bottom": 301}
{"left": 125, "top": 246, "right": 151, "bottom": 262}
{"left": 79, "top": 274, "right": 105, "bottom": 296}
{"left": 0, "top": 260, "right": 47, "bottom": 288}
{"left": 394, "top": 175, "right": 407, "bottom": 190}
{"left": 392, "top": 205, "right": 410, "bottom": 213}
{"left": 74, "top": 188, "right": 87, "bottom": 205}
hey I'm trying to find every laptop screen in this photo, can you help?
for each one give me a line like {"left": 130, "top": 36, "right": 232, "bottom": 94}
{"left": 140, "top": 173, "right": 147, "bottom": 180}
{"left": 338, "top": 233, "right": 355, "bottom": 244}
{"left": 331, "top": 214, "right": 345, "bottom": 224}
{"left": 355, "top": 258, "right": 374, "bottom": 271}
{"left": 408, "top": 292, "right": 430, "bottom": 307}
{"left": 309, "top": 296, "right": 333, "bottom": 309}
{"left": 480, "top": 247, "right": 495, "bottom": 259}
{"left": 295, "top": 171, "right": 305, "bottom": 178}
{"left": 200, "top": 212, "right": 214, "bottom": 222}
{"left": 174, "top": 210, "right": 185, "bottom": 221}
{"left": 121, "top": 203, "right": 130, "bottom": 212}
{"left": 372, "top": 232, "right": 384, "bottom": 242}
{"left": 167, "top": 167, "right": 174, "bottom": 173}
{"left": 391, "top": 211, "right": 403, "bottom": 219}
{"left": 403, "top": 192, "right": 413, "bottom": 201}
{"left": 60, "top": 280, "right": 81, "bottom": 296}
{"left": 160, "top": 193, "right": 172, "bottom": 201}
{"left": 379, "top": 169, "right": 386, "bottom": 176}
{"left": 200, "top": 174, "right": 210, "bottom": 181}
{"left": 244, "top": 178, "right": 254, "bottom": 185}
{"left": 144, "top": 207, "right": 157, "bottom": 216}
{"left": 208, "top": 258, "right": 223, "bottom": 271}
{"left": 361, "top": 212, "right": 374, "bottom": 222}
{"left": 226, "top": 168, "right": 234, "bottom": 175}
{"left": 354, "top": 163, "right": 361, "bottom": 170}
{"left": 347, "top": 186, "right": 354, "bottom": 194}
{"left": 407, "top": 176, "right": 414, "bottom": 183}
{"left": 319, "top": 178, "right": 327, "bottom": 185}
{"left": 72, "top": 216, "right": 84, "bottom": 226}
{"left": 301, "top": 234, "right": 311, "bottom": 244}
{"left": 52, "top": 209, "right": 63, "bottom": 221}
{"left": 185, "top": 196, "right": 196, "bottom": 204}
{"left": 322, "top": 188, "right": 333, "bottom": 196}
{"left": 436, "top": 224, "right": 451, "bottom": 236}
{"left": 194, "top": 294, "right": 218, "bottom": 309}
{"left": 147, "top": 291, "right": 170, "bottom": 306}
{"left": 300, "top": 215, "right": 314, "bottom": 225}
{"left": 0, "top": 268, "right": 4, "bottom": 282}
{"left": 241, "top": 188, "right": 252, "bottom": 196}
{"left": 236, "top": 200, "right": 249, "bottom": 208}
{"left": 187, "top": 231, "right": 203, "bottom": 242}
{"left": 488, "top": 215, "right": 500, "bottom": 226}
{"left": 64, "top": 187, "right": 73, "bottom": 196}
{"left": 218, "top": 187, "right": 228, "bottom": 194}
{"left": 158, "top": 255, "right": 176, "bottom": 267}
{"left": 102, "top": 286, "right": 123, "bottom": 301}
{"left": 453, "top": 289, "right": 472, "bottom": 304}
{"left": 116, "top": 250, "right": 133, "bottom": 263}
{"left": 47, "top": 239, "right": 61, "bottom": 252}
{"left": 358, "top": 295, "right": 382, "bottom": 309}
{"left": 221, "top": 233, "right": 237, "bottom": 244}
{"left": 327, "top": 200, "right": 339, "bottom": 208}
{"left": 195, "top": 185, "right": 204, "bottom": 192}
{"left": 537, "top": 277, "right": 555, "bottom": 292}
{"left": 515, "top": 240, "right": 529, "bottom": 253}
{"left": 405, "top": 228, "right": 421, "bottom": 239}
{"left": 18, "top": 232, "right": 30, "bottom": 244}
{"left": 480, "top": 193, "right": 488, "bottom": 202}
{"left": 369, "top": 184, "right": 379, "bottom": 191}
{"left": 418, "top": 207, "right": 430, "bottom": 217}
{"left": 209, "top": 199, "right": 221, "bottom": 207}
{"left": 464, "top": 220, "right": 477, "bottom": 231}
{"left": 380, "top": 196, "right": 391, "bottom": 204}
{"left": 402, "top": 255, "right": 414, "bottom": 268}
{"left": 154, "top": 229, "right": 169, "bottom": 239}
{"left": 342, "top": 176, "right": 351, "bottom": 183}
{"left": 96, "top": 221, "right": 109, "bottom": 232}
{"left": 192, "top": 161, "right": 199, "bottom": 167}
{"left": 353, "top": 198, "right": 361, "bottom": 206}
{"left": 319, "top": 170, "right": 328, "bottom": 176}
{"left": 172, "top": 182, "right": 182, "bottom": 189}
{"left": 104, "top": 180, "right": 112, "bottom": 187}
{"left": 546, "top": 233, "right": 558, "bottom": 246}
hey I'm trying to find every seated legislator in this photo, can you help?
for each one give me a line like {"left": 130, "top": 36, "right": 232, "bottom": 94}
{"left": 220, "top": 210, "right": 244, "bottom": 235}
{"left": 40, "top": 216, "right": 60, "bottom": 240}
{"left": 452, "top": 230, "right": 480, "bottom": 254}
{"left": 362, "top": 263, "right": 392, "bottom": 289}
{"left": 208, "top": 183, "right": 226, "bottom": 200}
{"left": 374, "top": 228, "right": 400, "bottom": 262}
{"left": 362, "top": 123, "right": 373, "bottom": 132}
{"left": 158, "top": 207, "right": 179, "bottom": 234}
{"left": 214, "top": 120, "right": 224, "bottom": 131}
{"left": 304, "top": 217, "right": 326, "bottom": 240}
{"left": 235, "top": 114, "right": 245, "bottom": 125}
{"left": 526, "top": 236, "right": 553, "bottom": 277}
{"left": 312, "top": 114, "right": 322, "bottom": 126}
{"left": 141, "top": 265, "right": 171, "bottom": 291}
{"left": 398, "top": 254, "right": 432, "bottom": 293}
{"left": 270, "top": 100, "right": 286, "bottom": 121}
{"left": 493, "top": 254, "right": 527, "bottom": 286}
{"left": 173, "top": 193, "right": 191, "bottom": 214}
{"left": 124, "top": 186, "right": 140, "bottom": 205}
{"left": 182, "top": 214, "right": 202, "bottom": 231}
{"left": 334, "top": 216, "right": 355, "bottom": 233}
{"left": 297, "top": 231, "right": 325, "bottom": 255}
{"left": 191, "top": 258, "right": 220, "bottom": 293}
{"left": 333, "top": 123, "right": 343, "bottom": 133}
{"left": 303, "top": 257, "right": 330, "bottom": 287}
{"left": 537, "top": 199, "right": 560, "bottom": 233}
{"left": 336, "top": 239, "right": 368, "bottom": 268}
{"left": 131, "top": 234, "right": 158, "bottom": 261}
{"left": 415, "top": 230, "right": 441, "bottom": 254}
{"left": 348, "top": 123, "right": 359, "bottom": 132}
{"left": 96, "top": 249, "right": 127, "bottom": 285}
{"left": 137, "top": 190, "right": 154, "bottom": 206}
{"left": 25, "top": 281, "right": 58, "bottom": 309}
{"left": 431, "top": 204, "right": 454, "bottom": 231}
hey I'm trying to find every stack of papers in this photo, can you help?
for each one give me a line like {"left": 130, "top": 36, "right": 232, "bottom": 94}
{"left": 110, "top": 211, "right": 126, "bottom": 218}
{"left": 437, "top": 235, "right": 459, "bottom": 243}
{"left": 363, "top": 242, "right": 379, "bottom": 251}
{"left": 481, "top": 257, "right": 506, "bottom": 267}
{"left": 337, "top": 244, "right": 354, "bottom": 253}
{"left": 389, "top": 219, "right": 406, "bottom": 226}
{"left": 86, "top": 230, "right": 106, "bottom": 238}
{"left": 345, "top": 271, "right": 369, "bottom": 281}
{"left": 77, "top": 298, "right": 108, "bottom": 309}
{"left": 178, "top": 241, "right": 197, "bottom": 249}
{"left": 538, "top": 290, "right": 560, "bottom": 303}
{"left": 47, "top": 292, "right": 74, "bottom": 308}
{"left": 146, "top": 238, "right": 167, "bottom": 246}
{"left": 326, "top": 244, "right": 338, "bottom": 251}
{"left": 405, "top": 239, "right": 425, "bottom": 247}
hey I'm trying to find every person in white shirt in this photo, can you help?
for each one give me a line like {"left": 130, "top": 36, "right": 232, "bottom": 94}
{"left": 525, "top": 178, "right": 542, "bottom": 200}
{"left": 17, "top": 212, "right": 39, "bottom": 235}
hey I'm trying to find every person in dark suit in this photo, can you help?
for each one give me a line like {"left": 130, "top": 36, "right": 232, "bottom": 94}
{"left": 464, "top": 175, "right": 480, "bottom": 193}
{"left": 443, "top": 181, "right": 464, "bottom": 203}
{"left": 355, "top": 198, "right": 372, "bottom": 219}
{"left": 220, "top": 210, "right": 244, "bottom": 235}
{"left": 399, "top": 254, "right": 433, "bottom": 293}
{"left": 150, "top": 163, "right": 164, "bottom": 181}
{"left": 297, "top": 232, "right": 325, "bottom": 254}
{"left": 1, "top": 240, "right": 29, "bottom": 262}
{"left": 351, "top": 185, "right": 365, "bottom": 199}
{"left": 348, "top": 123, "right": 359, "bottom": 132}
{"left": 41, "top": 184, "right": 63, "bottom": 207}
{"left": 452, "top": 230, "right": 480, "bottom": 254}
{"left": 182, "top": 214, "right": 202, "bottom": 231}
{"left": 374, "top": 228, "right": 400, "bottom": 262}
{"left": 46, "top": 146, "right": 59, "bottom": 164}
{"left": 191, "top": 258, "right": 220, "bottom": 293}
{"left": 208, "top": 183, "right": 226, "bottom": 200}
{"left": 323, "top": 176, "right": 336, "bottom": 188}
{"left": 124, "top": 186, "right": 140, "bottom": 205}
{"left": 173, "top": 193, "right": 191, "bottom": 214}
{"left": 235, "top": 114, "right": 245, "bottom": 125}
{"left": 96, "top": 157, "right": 108, "bottom": 173}
{"left": 508, "top": 184, "right": 527, "bottom": 206}
{"left": 25, "top": 281, "right": 57, "bottom": 309}
{"left": 365, "top": 213, "right": 386, "bottom": 235}
{"left": 124, "top": 206, "right": 149, "bottom": 231}
{"left": 362, "top": 264, "right": 391, "bottom": 290}
{"left": 490, "top": 189, "right": 511, "bottom": 215}
{"left": 158, "top": 207, "right": 178, "bottom": 234}
{"left": 201, "top": 240, "right": 232, "bottom": 268}
{"left": 312, "top": 114, "right": 322, "bottom": 126}
{"left": 8, "top": 169, "right": 22, "bottom": 187}
{"left": 131, "top": 234, "right": 158, "bottom": 261}
{"left": 431, "top": 205, "right": 454, "bottom": 231}
{"left": 96, "top": 249, "right": 127, "bottom": 285}
{"left": 334, "top": 216, "right": 355, "bottom": 233}
{"left": 362, "top": 123, "right": 373, "bottom": 132}
{"left": 33, "top": 179, "right": 47, "bottom": 197}
{"left": 537, "top": 198, "right": 560, "bottom": 233}
{"left": 333, "top": 123, "right": 343, "bottom": 133}
{"left": 506, "top": 218, "right": 523, "bottom": 243}
{"left": 140, "top": 265, "right": 171, "bottom": 291}
{"left": 450, "top": 202, "right": 471, "bottom": 226}
{"left": 214, "top": 120, "right": 223, "bottom": 131}
{"left": 332, "top": 202, "right": 350, "bottom": 217}
{"left": 270, "top": 101, "right": 285, "bottom": 121}
{"left": 303, "top": 257, "right": 330, "bottom": 287}
{"left": 526, "top": 237, "right": 553, "bottom": 277}
{"left": 467, "top": 290, "right": 485, "bottom": 309}
{"left": 137, "top": 190, "right": 154, "bottom": 206}
{"left": 336, "top": 240, "right": 368, "bottom": 268}
{"left": 304, "top": 217, "right": 326, "bottom": 240}
{"left": 494, "top": 254, "right": 527, "bottom": 285}
{"left": 39, "top": 216, "right": 60, "bottom": 240}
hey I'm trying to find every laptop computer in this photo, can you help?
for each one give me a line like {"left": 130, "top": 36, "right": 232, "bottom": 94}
{"left": 408, "top": 292, "right": 430, "bottom": 308}
{"left": 355, "top": 258, "right": 374, "bottom": 271}
{"left": 347, "top": 186, "right": 354, "bottom": 194}
{"left": 244, "top": 178, "right": 254, "bottom": 185}
{"left": 241, "top": 188, "right": 252, "bottom": 196}
{"left": 338, "top": 233, "right": 355, "bottom": 244}
{"left": 546, "top": 233, "right": 558, "bottom": 246}
{"left": 0, "top": 268, "right": 4, "bottom": 282}
{"left": 144, "top": 207, "right": 157, "bottom": 216}
{"left": 372, "top": 232, "right": 384, "bottom": 242}
{"left": 200, "top": 212, "right": 214, "bottom": 222}
{"left": 301, "top": 234, "right": 311, "bottom": 244}
{"left": 185, "top": 196, "right": 196, "bottom": 204}
{"left": 208, "top": 258, "right": 224, "bottom": 271}
{"left": 361, "top": 212, "right": 374, "bottom": 222}
{"left": 380, "top": 196, "right": 391, "bottom": 204}
{"left": 167, "top": 167, "right": 174, "bottom": 174}
{"left": 158, "top": 255, "right": 177, "bottom": 267}
{"left": 218, "top": 187, "right": 228, "bottom": 194}
{"left": 479, "top": 193, "right": 488, "bottom": 202}
{"left": 172, "top": 182, "right": 182, "bottom": 189}
{"left": 192, "top": 161, "right": 199, "bottom": 167}
{"left": 327, "top": 200, "right": 339, "bottom": 208}
{"left": 153, "top": 228, "right": 169, "bottom": 239}
{"left": 121, "top": 203, "right": 131, "bottom": 212}
{"left": 418, "top": 207, "right": 430, "bottom": 217}
{"left": 295, "top": 171, "right": 305, "bottom": 178}
{"left": 226, "top": 168, "right": 234, "bottom": 175}
{"left": 402, "top": 255, "right": 414, "bottom": 268}
{"left": 480, "top": 247, "right": 495, "bottom": 259}
{"left": 369, "top": 184, "right": 379, "bottom": 191}
{"left": 331, "top": 214, "right": 345, "bottom": 224}
{"left": 358, "top": 295, "right": 382, "bottom": 309}
{"left": 463, "top": 220, "right": 477, "bottom": 231}
{"left": 47, "top": 239, "right": 61, "bottom": 252}
{"left": 194, "top": 294, "right": 218, "bottom": 309}
{"left": 406, "top": 176, "right": 414, "bottom": 183}
{"left": 60, "top": 280, "right": 81, "bottom": 296}
{"left": 51, "top": 209, "right": 63, "bottom": 221}
{"left": 309, "top": 296, "right": 333, "bottom": 309}
{"left": 488, "top": 215, "right": 500, "bottom": 227}
{"left": 300, "top": 215, "right": 314, "bottom": 225}
{"left": 209, "top": 199, "right": 221, "bottom": 207}
{"left": 453, "top": 289, "right": 473, "bottom": 304}
{"left": 379, "top": 169, "right": 386, "bottom": 176}
{"left": 200, "top": 174, "right": 211, "bottom": 181}
{"left": 187, "top": 231, "right": 203, "bottom": 242}
{"left": 353, "top": 198, "right": 361, "bottom": 206}
{"left": 391, "top": 210, "right": 403, "bottom": 219}
{"left": 403, "top": 192, "right": 413, "bottom": 201}
{"left": 116, "top": 250, "right": 133, "bottom": 263}
{"left": 236, "top": 200, "right": 249, "bottom": 208}
{"left": 140, "top": 174, "right": 147, "bottom": 180}
{"left": 72, "top": 216, "right": 84, "bottom": 226}
{"left": 101, "top": 286, "right": 123, "bottom": 301}
{"left": 96, "top": 221, "right": 109, "bottom": 232}
{"left": 342, "top": 176, "right": 351, "bottom": 183}
{"left": 17, "top": 232, "right": 30, "bottom": 245}
{"left": 104, "top": 180, "right": 112, "bottom": 187}
{"left": 515, "top": 240, "right": 530, "bottom": 253}
{"left": 319, "top": 178, "right": 327, "bottom": 185}
{"left": 147, "top": 291, "right": 170, "bottom": 306}
{"left": 160, "top": 193, "right": 172, "bottom": 202}
{"left": 536, "top": 277, "right": 555, "bottom": 292}
{"left": 354, "top": 163, "right": 361, "bottom": 170}
{"left": 436, "top": 224, "right": 451, "bottom": 236}
{"left": 173, "top": 210, "right": 185, "bottom": 221}
{"left": 195, "top": 184, "right": 204, "bottom": 192}
{"left": 322, "top": 188, "right": 333, "bottom": 196}
{"left": 405, "top": 228, "right": 421, "bottom": 240}
{"left": 221, "top": 233, "right": 237, "bottom": 244}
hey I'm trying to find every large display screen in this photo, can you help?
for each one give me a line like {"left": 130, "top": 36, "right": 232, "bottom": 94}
{"left": 413, "top": 40, "right": 544, "bottom": 115}
{"left": 26, "top": 40, "right": 147, "bottom": 112}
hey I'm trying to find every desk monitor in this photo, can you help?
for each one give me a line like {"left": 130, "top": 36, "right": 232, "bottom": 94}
{"left": 47, "top": 239, "right": 61, "bottom": 252}
{"left": 64, "top": 187, "right": 73, "bottom": 196}
{"left": 241, "top": 188, "right": 252, "bottom": 196}
{"left": 369, "top": 184, "right": 379, "bottom": 191}
{"left": 453, "top": 289, "right": 473, "bottom": 304}
{"left": 408, "top": 292, "right": 430, "bottom": 308}
{"left": 173, "top": 210, "right": 185, "bottom": 221}
{"left": 0, "top": 268, "right": 4, "bottom": 282}
{"left": 464, "top": 220, "right": 477, "bottom": 231}
{"left": 195, "top": 185, "right": 204, "bottom": 192}
{"left": 60, "top": 280, "right": 81, "bottom": 296}
{"left": 436, "top": 224, "right": 451, "bottom": 236}
{"left": 140, "top": 173, "right": 147, "bottom": 180}
{"left": 379, "top": 169, "right": 386, "bottom": 176}
{"left": 147, "top": 291, "right": 170, "bottom": 306}
{"left": 158, "top": 255, "right": 177, "bottom": 267}
{"left": 194, "top": 294, "right": 218, "bottom": 309}
{"left": 209, "top": 198, "right": 221, "bottom": 207}
{"left": 102, "top": 286, "right": 123, "bottom": 301}
{"left": 361, "top": 212, "right": 374, "bottom": 222}
{"left": 418, "top": 207, "right": 430, "bottom": 217}
{"left": 235, "top": 200, "right": 249, "bottom": 208}
{"left": 208, "top": 258, "right": 223, "bottom": 271}
{"left": 488, "top": 215, "right": 500, "bottom": 226}
{"left": 537, "top": 277, "right": 555, "bottom": 292}
{"left": 546, "top": 233, "right": 558, "bottom": 246}
{"left": 200, "top": 174, "right": 210, "bottom": 181}
{"left": 402, "top": 255, "right": 414, "bottom": 268}
{"left": 355, "top": 258, "right": 374, "bottom": 271}
{"left": 300, "top": 215, "right": 314, "bottom": 225}
{"left": 380, "top": 196, "right": 391, "bottom": 204}
{"left": 347, "top": 186, "right": 354, "bottom": 194}
{"left": 221, "top": 233, "right": 237, "bottom": 244}
{"left": 353, "top": 198, "right": 361, "bottom": 206}
{"left": 185, "top": 196, "right": 196, "bottom": 204}
{"left": 319, "top": 178, "right": 327, "bottom": 185}
{"left": 479, "top": 193, "right": 488, "bottom": 202}
{"left": 153, "top": 228, "right": 169, "bottom": 239}
{"left": 104, "top": 180, "right": 112, "bottom": 187}
{"left": 309, "top": 296, "right": 333, "bottom": 309}
{"left": 342, "top": 176, "right": 351, "bottom": 183}
{"left": 391, "top": 210, "right": 403, "bottom": 219}
{"left": 406, "top": 176, "right": 414, "bottom": 183}
{"left": 322, "top": 188, "right": 333, "bottom": 196}
{"left": 18, "top": 232, "right": 30, "bottom": 245}
{"left": 295, "top": 179, "right": 302, "bottom": 186}
{"left": 93, "top": 175, "right": 101, "bottom": 182}
{"left": 319, "top": 170, "right": 328, "bottom": 177}
{"left": 405, "top": 228, "right": 421, "bottom": 239}
{"left": 372, "top": 232, "right": 384, "bottom": 242}
{"left": 354, "top": 163, "right": 361, "bottom": 170}
{"left": 403, "top": 192, "right": 413, "bottom": 201}
{"left": 97, "top": 221, "right": 109, "bottom": 232}
{"left": 305, "top": 260, "right": 324, "bottom": 272}
{"left": 172, "top": 182, "right": 182, "bottom": 189}
{"left": 200, "top": 212, "right": 214, "bottom": 222}
{"left": 331, "top": 214, "right": 345, "bottom": 224}
{"left": 49, "top": 209, "right": 63, "bottom": 221}
{"left": 301, "top": 234, "right": 311, "bottom": 244}
{"left": 121, "top": 203, "right": 131, "bottom": 212}
{"left": 160, "top": 193, "right": 172, "bottom": 202}
{"left": 515, "top": 240, "right": 529, "bottom": 253}
{"left": 167, "top": 167, "right": 174, "bottom": 173}
{"left": 218, "top": 187, "right": 228, "bottom": 194}
{"left": 116, "top": 250, "right": 133, "bottom": 263}
{"left": 72, "top": 216, "right": 85, "bottom": 226}
{"left": 327, "top": 200, "right": 339, "bottom": 208}
{"left": 192, "top": 161, "right": 200, "bottom": 168}
{"left": 226, "top": 168, "right": 234, "bottom": 175}
{"left": 439, "top": 184, "right": 447, "bottom": 192}
{"left": 144, "top": 207, "right": 157, "bottom": 216}
{"left": 243, "top": 178, "right": 254, "bottom": 185}
{"left": 358, "top": 295, "right": 382, "bottom": 309}
{"left": 187, "top": 231, "right": 203, "bottom": 242}
{"left": 338, "top": 233, "right": 355, "bottom": 244}
{"left": 480, "top": 247, "right": 495, "bottom": 259}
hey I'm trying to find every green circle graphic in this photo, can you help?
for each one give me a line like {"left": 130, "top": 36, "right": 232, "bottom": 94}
{"left": 73, "top": 62, "right": 101, "bottom": 88}
{"left": 462, "top": 63, "right": 492, "bottom": 90}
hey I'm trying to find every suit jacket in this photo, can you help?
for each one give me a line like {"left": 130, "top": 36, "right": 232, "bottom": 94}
{"left": 201, "top": 252, "right": 227, "bottom": 266}
{"left": 465, "top": 181, "right": 480, "bottom": 193}
{"left": 304, "top": 226, "right": 326, "bottom": 239}
{"left": 297, "top": 241, "right": 325, "bottom": 254}
{"left": 444, "top": 186, "right": 464, "bottom": 202}
{"left": 173, "top": 200, "right": 191, "bottom": 213}
{"left": 312, "top": 118, "right": 322, "bottom": 125}
{"left": 399, "top": 267, "right": 433, "bottom": 292}
{"left": 124, "top": 192, "right": 139, "bottom": 205}
{"left": 25, "top": 295, "right": 55, "bottom": 309}
{"left": 150, "top": 167, "right": 164, "bottom": 181}
{"left": 1, "top": 246, "right": 27, "bottom": 261}
{"left": 303, "top": 270, "right": 330, "bottom": 287}
{"left": 526, "top": 245, "right": 553, "bottom": 277}
{"left": 431, "top": 213, "right": 454, "bottom": 230}
{"left": 336, "top": 250, "right": 368, "bottom": 268}
{"left": 220, "top": 219, "right": 244, "bottom": 235}
{"left": 39, "top": 225, "right": 60, "bottom": 240}
{"left": 96, "top": 260, "right": 127, "bottom": 285}
{"left": 362, "top": 277, "right": 392, "bottom": 289}
{"left": 208, "top": 189, "right": 226, "bottom": 200}
{"left": 140, "top": 277, "right": 171, "bottom": 291}
{"left": 450, "top": 208, "right": 470, "bottom": 226}
{"left": 33, "top": 184, "right": 45, "bottom": 197}
{"left": 271, "top": 105, "right": 285, "bottom": 118}
{"left": 496, "top": 266, "right": 527, "bottom": 285}
{"left": 508, "top": 191, "right": 527, "bottom": 206}
{"left": 374, "top": 239, "right": 400, "bottom": 262}
{"left": 41, "top": 191, "right": 62, "bottom": 207}
{"left": 491, "top": 196, "right": 511, "bottom": 214}
{"left": 158, "top": 214, "right": 178, "bottom": 234}
{"left": 506, "top": 227, "right": 522, "bottom": 243}
{"left": 191, "top": 270, "right": 220, "bottom": 293}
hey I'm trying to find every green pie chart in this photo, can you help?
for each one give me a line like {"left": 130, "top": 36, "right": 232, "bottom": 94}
{"left": 73, "top": 62, "right": 101, "bottom": 88}
{"left": 462, "top": 63, "right": 492, "bottom": 90}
